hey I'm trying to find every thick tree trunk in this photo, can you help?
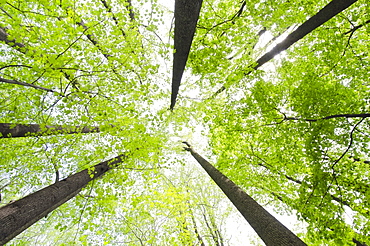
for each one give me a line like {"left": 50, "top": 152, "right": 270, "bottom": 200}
{"left": 171, "top": 0, "right": 203, "bottom": 110}
{"left": 0, "top": 154, "right": 126, "bottom": 244}
{"left": 212, "top": 0, "right": 358, "bottom": 97}
{"left": 183, "top": 142, "right": 306, "bottom": 246}
{"left": 0, "top": 123, "right": 102, "bottom": 138}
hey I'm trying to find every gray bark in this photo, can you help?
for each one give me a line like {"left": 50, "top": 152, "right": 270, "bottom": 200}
{"left": 0, "top": 123, "right": 101, "bottom": 138}
{"left": 183, "top": 142, "right": 306, "bottom": 246}
{"left": 212, "top": 0, "right": 358, "bottom": 97}
{"left": 171, "top": 0, "right": 203, "bottom": 110}
{"left": 0, "top": 154, "right": 126, "bottom": 244}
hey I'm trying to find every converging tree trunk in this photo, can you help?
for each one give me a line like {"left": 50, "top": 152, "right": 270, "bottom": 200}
{"left": 171, "top": 0, "right": 203, "bottom": 110}
{"left": 0, "top": 123, "right": 102, "bottom": 138}
{"left": 212, "top": 0, "right": 358, "bottom": 97}
{"left": 0, "top": 154, "right": 126, "bottom": 245}
{"left": 183, "top": 142, "right": 306, "bottom": 246}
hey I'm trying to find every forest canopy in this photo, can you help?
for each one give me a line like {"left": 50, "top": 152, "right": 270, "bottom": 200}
{"left": 0, "top": 0, "right": 369, "bottom": 245}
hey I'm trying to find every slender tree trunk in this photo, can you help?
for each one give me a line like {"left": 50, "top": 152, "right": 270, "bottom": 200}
{"left": 189, "top": 208, "right": 206, "bottom": 246}
{"left": 0, "top": 123, "right": 103, "bottom": 138}
{"left": 0, "top": 154, "right": 126, "bottom": 244}
{"left": 183, "top": 142, "right": 306, "bottom": 246}
{"left": 171, "top": 0, "right": 203, "bottom": 110}
{"left": 254, "top": 0, "right": 357, "bottom": 69}
{"left": 212, "top": 0, "right": 358, "bottom": 97}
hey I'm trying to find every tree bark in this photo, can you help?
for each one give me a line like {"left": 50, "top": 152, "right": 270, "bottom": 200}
{"left": 0, "top": 154, "right": 126, "bottom": 245}
{"left": 211, "top": 0, "right": 358, "bottom": 97}
{"left": 254, "top": 0, "right": 358, "bottom": 69}
{"left": 0, "top": 123, "right": 102, "bottom": 138}
{"left": 183, "top": 142, "right": 306, "bottom": 246}
{"left": 171, "top": 0, "right": 203, "bottom": 110}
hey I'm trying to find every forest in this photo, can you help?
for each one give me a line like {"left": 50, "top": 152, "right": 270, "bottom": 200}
{"left": 0, "top": 0, "right": 369, "bottom": 245}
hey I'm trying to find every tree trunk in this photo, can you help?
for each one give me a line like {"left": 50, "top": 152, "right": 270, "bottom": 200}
{"left": 254, "top": 0, "right": 357, "bottom": 69}
{"left": 212, "top": 0, "right": 358, "bottom": 97}
{"left": 0, "top": 123, "right": 102, "bottom": 138}
{"left": 0, "top": 154, "right": 126, "bottom": 244}
{"left": 171, "top": 0, "right": 203, "bottom": 110}
{"left": 183, "top": 142, "right": 306, "bottom": 246}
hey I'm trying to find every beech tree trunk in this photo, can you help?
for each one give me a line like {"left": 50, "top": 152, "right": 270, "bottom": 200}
{"left": 212, "top": 0, "right": 358, "bottom": 97}
{"left": 171, "top": 0, "right": 203, "bottom": 110}
{"left": 0, "top": 154, "right": 126, "bottom": 244}
{"left": 254, "top": 0, "right": 357, "bottom": 69}
{"left": 183, "top": 142, "right": 306, "bottom": 246}
{"left": 0, "top": 123, "right": 102, "bottom": 138}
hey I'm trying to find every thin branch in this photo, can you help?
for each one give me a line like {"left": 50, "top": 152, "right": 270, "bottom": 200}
{"left": 55, "top": 31, "right": 86, "bottom": 60}
{"left": 343, "top": 19, "right": 370, "bottom": 35}
{"left": 198, "top": 0, "right": 246, "bottom": 35}
{"left": 6, "top": 2, "right": 65, "bottom": 19}
{"left": 330, "top": 117, "right": 365, "bottom": 168}
{"left": 125, "top": 0, "right": 136, "bottom": 22}
{"left": 0, "top": 77, "right": 55, "bottom": 92}
{"left": 99, "top": 0, "right": 126, "bottom": 37}
{"left": 73, "top": 179, "right": 95, "bottom": 242}
{"left": 76, "top": 20, "right": 112, "bottom": 59}
{"left": 284, "top": 113, "right": 370, "bottom": 122}
{"left": 0, "top": 26, "right": 27, "bottom": 52}
{"left": 0, "top": 7, "right": 14, "bottom": 19}
{"left": 0, "top": 64, "right": 33, "bottom": 71}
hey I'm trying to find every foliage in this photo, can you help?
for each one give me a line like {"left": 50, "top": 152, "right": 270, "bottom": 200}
{"left": 1, "top": 0, "right": 370, "bottom": 245}
{"left": 185, "top": 0, "right": 370, "bottom": 244}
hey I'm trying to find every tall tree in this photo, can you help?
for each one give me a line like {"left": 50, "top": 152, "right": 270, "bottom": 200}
{"left": 0, "top": 123, "right": 103, "bottom": 138}
{"left": 171, "top": 0, "right": 203, "bottom": 110}
{"left": 183, "top": 0, "right": 369, "bottom": 243}
{"left": 0, "top": 154, "right": 126, "bottom": 245}
{"left": 1, "top": 0, "right": 369, "bottom": 244}
{"left": 212, "top": 0, "right": 359, "bottom": 97}
{"left": 0, "top": 1, "right": 168, "bottom": 244}
{"left": 183, "top": 142, "right": 306, "bottom": 246}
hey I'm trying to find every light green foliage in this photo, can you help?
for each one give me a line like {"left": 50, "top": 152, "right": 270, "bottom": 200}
{"left": 1, "top": 0, "right": 370, "bottom": 245}
{"left": 0, "top": 0, "right": 233, "bottom": 245}
{"left": 0, "top": 0, "right": 169, "bottom": 244}
{"left": 186, "top": 0, "right": 370, "bottom": 244}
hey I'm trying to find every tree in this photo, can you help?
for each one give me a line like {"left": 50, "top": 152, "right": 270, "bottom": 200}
{"left": 211, "top": 0, "right": 359, "bottom": 97}
{"left": 0, "top": 154, "right": 126, "bottom": 244}
{"left": 1, "top": 0, "right": 370, "bottom": 244}
{"left": 0, "top": 0, "right": 168, "bottom": 244}
{"left": 171, "top": 0, "right": 203, "bottom": 110}
{"left": 187, "top": 0, "right": 369, "bottom": 243}
{"left": 183, "top": 142, "right": 306, "bottom": 246}
{"left": 0, "top": 123, "right": 102, "bottom": 138}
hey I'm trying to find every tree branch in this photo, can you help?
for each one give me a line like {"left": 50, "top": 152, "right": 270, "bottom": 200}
{"left": 284, "top": 113, "right": 370, "bottom": 122}
{"left": 0, "top": 77, "right": 55, "bottom": 92}
{"left": 343, "top": 19, "right": 370, "bottom": 35}
{"left": 331, "top": 117, "right": 365, "bottom": 168}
